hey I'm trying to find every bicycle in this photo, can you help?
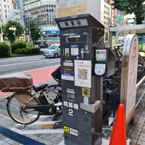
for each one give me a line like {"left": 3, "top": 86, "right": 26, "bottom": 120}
{"left": 7, "top": 84, "right": 62, "bottom": 125}
{"left": 0, "top": 71, "right": 62, "bottom": 125}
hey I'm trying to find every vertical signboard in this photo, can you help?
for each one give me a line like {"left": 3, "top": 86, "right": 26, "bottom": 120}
{"left": 56, "top": 14, "right": 104, "bottom": 145}
{"left": 121, "top": 34, "right": 139, "bottom": 124}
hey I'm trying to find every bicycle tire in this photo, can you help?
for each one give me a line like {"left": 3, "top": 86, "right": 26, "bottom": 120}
{"left": 7, "top": 93, "right": 40, "bottom": 125}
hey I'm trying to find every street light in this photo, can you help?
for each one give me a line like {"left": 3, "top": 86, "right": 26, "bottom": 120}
{"left": 9, "top": 26, "right": 16, "bottom": 31}
{"left": 9, "top": 26, "right": 16, "bottom": 43}
{"left": 0, "top": 18, "right": 3, "bottom": 42}
{"left": 9, "top": 26, "right": 16, "bottom": 38}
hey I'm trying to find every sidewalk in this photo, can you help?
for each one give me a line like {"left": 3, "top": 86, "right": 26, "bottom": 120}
{"left": 0, "top": 66, "right": 64, "bottom": 145}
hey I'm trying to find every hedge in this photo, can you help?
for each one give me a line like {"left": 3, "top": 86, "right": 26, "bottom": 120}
{"left": 14, "top": 47, "right": 40, "bottom": 55}
{"left": 0, "top": 42, "right": 11, "bottom": 57}
{"left": 11, "top": 41, "right": 27, "bottom": 53}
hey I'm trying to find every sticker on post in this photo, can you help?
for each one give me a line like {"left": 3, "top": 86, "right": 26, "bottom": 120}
{"left": 66, "top": 89, "right": 75, "bottom": 99}
{"left": 94, "top": 64, "right": 106, "bottom": 76}
{"left": 61, "top": 73, "right": 74, "bottom": 81}
{"left": 63, "top": 61, "right": 73, "bottom": 67}
{"left": 65, "top": 48, "right": 70, "bottom": 57}
{"left": 96, "top": 49, "right": 107, "bottom": 62}
{"left": 70, "top": 128, "right": 79, "bottom": 136}
{"left": 68, "top": 108, "right": 74, "bottom": 117}
{"left": 74, "top": 60, "right": 92, "bottom": 88}
{"left": 71, "top": 47, "right": 79, "bottom": 56}
{"left": 82, "top": 88, "right": 91, "bottom": 97}
{"left": 83, "top": 96, "right": 89, "bottom": 104}
{"left": 64, "top": 126, "right": 70, "bottom": 135}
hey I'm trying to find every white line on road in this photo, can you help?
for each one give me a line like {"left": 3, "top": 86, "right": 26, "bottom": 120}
{"left": 0, "top": 64, "right": 60, "bottom": 77}
{"left": 11, "top": 128, "right": 63, "bottom": 135}
{"left": 0, "top": 59, "right": 58, "bottom": 67}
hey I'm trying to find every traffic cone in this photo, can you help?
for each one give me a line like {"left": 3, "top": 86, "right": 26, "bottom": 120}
{"left": 109, "top": 104, "right": 126, "bottom": 145}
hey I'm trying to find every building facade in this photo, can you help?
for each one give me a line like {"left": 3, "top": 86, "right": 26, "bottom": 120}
{"left": 106, "top": 0, "right": 125, "bottom": 26}
{"left": 56, "top": 0, "right": 111, "bottom": 28}
{"left": 0, "top": 0, "right": 15, "bottom": 23}
{"left": 23, "top": 0, "right": 58, "bottom": 33}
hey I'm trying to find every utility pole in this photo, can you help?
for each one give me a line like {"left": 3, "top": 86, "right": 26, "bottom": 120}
{"left": 0, "top": 18, "right": 3, "bottom": 42}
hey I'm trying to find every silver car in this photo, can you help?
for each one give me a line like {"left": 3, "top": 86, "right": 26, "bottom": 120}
{"left": 41, "top": 44, "right": 60, "bottom": 58}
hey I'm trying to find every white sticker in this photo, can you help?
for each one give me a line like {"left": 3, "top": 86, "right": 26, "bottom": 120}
{"left": 96, "top": 49, "right": 107, "bottom": 61}
{"left": 69, "top": 102, "right": 73, "bottom": 108}
{"left": 71, "top": 47, "right": 79, "bottom": 56}
{"left": 65, "top": 48, "right": 70, "bottom": 57}
{"left": 66, "top": 89, "right": 75, "bottom": 94}
{"left": 73, "top": 104, "right": 79, "bottom": 110}
{"left": 68, "top": 108, "right": 74, "bottom": 117}
{"left": 70, "top": 128, "right": 79, "bottom": 136}
{"left": 62, "top": 74, "right": 74, "bottom": 81}
{"left": 94, "top": 64, "right": 106, "bottom": 76}
{"left": 63, "top": 101, "right": 68, "bottom": 107}
{"left": 63, "top": 62, "right": 73, "bottom": 67}
{"left": 83, "top": 96, "right": 89, "bottom": 105}
{"left": 75, "top": 60, "right": 92, "bottom": 88}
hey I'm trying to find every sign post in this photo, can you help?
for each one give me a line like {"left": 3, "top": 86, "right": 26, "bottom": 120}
{"left": 56, "top": 14, "right": 105, "bottom": 145}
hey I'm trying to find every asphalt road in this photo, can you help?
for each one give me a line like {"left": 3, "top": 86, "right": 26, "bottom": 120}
{"left": 0, "top": 55, "right": 60, "bottom": 75}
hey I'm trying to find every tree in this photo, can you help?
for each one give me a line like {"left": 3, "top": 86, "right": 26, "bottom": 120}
{"left": 26, "top": 20, "right": 41, "bottom": 44}
{"left": 114, "top": 0, "right": 145, "bottom": 24}
{"left": 3, "top": 21, "right": 24, "bottom": 43}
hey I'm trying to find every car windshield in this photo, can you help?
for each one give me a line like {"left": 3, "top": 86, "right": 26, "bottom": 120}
{"left": 49, "top": 45, "right": 58, "bottom": 50}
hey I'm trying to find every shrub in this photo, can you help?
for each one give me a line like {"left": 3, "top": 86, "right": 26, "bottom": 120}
{"left": 0, "top": 42, "right": 11, "bottom": 57}
{"left": 11, "top": 41, "right": 27, "bottom": 53}
{"left": 14, "top": 47, "right": 40, "bottom": 55}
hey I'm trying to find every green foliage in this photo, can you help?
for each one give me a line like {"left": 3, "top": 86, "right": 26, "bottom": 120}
{"left": 114, "top": 0, "right": 145, "bottom": 24}
{"left": 3, "top": 21, "right": 24, "bottom": 43}
{"left": 26, "top": 20, "right": 41, "bottom": 44}
{"left": 114, "top": 0, "right": 129, "bottom": 11}
{"left": 12, "top": 41, "right": 40, "bottom": 55}
{"left": 14, "top": 47, "right": 40, "bottom": 55}
{"left": 0, "top": 42, "right": 11, "bottom": 57}
{"left": 11, "top": 41, "right": 27, "bottom": 53}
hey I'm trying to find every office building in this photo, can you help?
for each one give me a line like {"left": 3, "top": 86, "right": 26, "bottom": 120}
{"left": 23, "top": 0, "right": 58, "bottom": 34}
{"left": 56, "top": 0, "right": 111, "bottom": 28}
{"left": 0, "top": 0, "right": 15, "bottom": 23}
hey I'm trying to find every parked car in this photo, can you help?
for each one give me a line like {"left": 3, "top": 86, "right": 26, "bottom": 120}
{"left": 41, "top": 44, "right": 60, "bottom": 58}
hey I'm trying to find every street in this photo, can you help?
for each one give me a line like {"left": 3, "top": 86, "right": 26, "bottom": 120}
{"left": 0, "top": 55, "right": 60, "bottom": 75}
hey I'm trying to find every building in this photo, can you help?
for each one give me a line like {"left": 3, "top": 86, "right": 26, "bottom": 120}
{"left": 106, "top": 0, "right": 125, "bottom": 26}
{"left": 0, "top": 0, "right": 15, "bottom": 24}
{"left": 23, "top": 0, "right": 58, "bottom": 35}
{"left": 0, "top": 0, "right": 16, "bottom": 42}
{"left": 56, "top": 0, "right": 111, "bottom": 28}
{"left": 56, "top": 0, "right": 111, "bottom": 45}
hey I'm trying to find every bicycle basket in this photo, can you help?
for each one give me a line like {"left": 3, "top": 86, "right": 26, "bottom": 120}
{"left": 0, "top": 73, "right": 33, "bottom": 92}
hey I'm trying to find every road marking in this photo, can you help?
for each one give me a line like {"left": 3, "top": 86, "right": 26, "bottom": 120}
{"left": 11, "top": 128, "right": 63, "bottom": 135}
{"left": 0, "top": 59, "right": 59, "bottom": 67}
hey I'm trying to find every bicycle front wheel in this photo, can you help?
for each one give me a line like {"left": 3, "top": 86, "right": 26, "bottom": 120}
{"left": 7, "top": 93, "right": 40, "bottom": 125}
